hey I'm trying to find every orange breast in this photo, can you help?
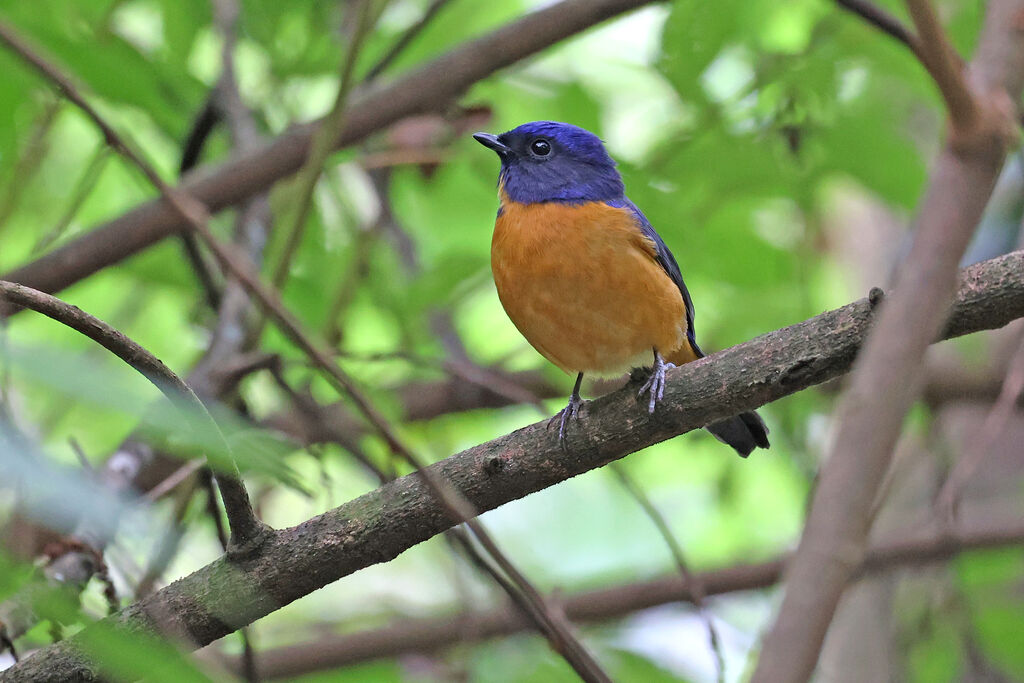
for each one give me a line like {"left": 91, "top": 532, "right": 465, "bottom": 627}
{"left": 491, "top": 198, "right": 690, "bottom": 376}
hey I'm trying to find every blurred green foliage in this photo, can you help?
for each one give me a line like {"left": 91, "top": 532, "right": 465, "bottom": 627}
{"left": 0, "top": 0, "right": 1020, "bottom": 681}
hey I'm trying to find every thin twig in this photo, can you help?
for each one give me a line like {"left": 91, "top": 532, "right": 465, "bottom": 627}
{"left": 68, "top": 437, "right": 93, "bottom": 473}
{"left": 177, "top": 94, "right": 225, "bottom": 312}
{"left": 180, "top": 229, "right": 223, "bottom": 313}
{"left": 0, "top": 33, "right": 611, "bottom": 674}
{"left": 179, "top": 94, "right": 221, "bottom": 176}
{"left": 269, "top": 360, "right": 610, "bottom": 681}
{"left": 136, "top": 481, "right": 199, "bottom": 598}
{"left": 6, "top": 249, "right": 1024, "bottom": 680}
{"left": 239, "top": 626, "right": 258, "bottom": 683}
{"left": 934, "top": 321, "right": 1024, "bottom": 518}
{"left": 203, "top": 467, "right": 231, "bottom": 551}
{"left": 363, "top": 0, "right": 454, "bottom": 82}
{"left": 1, "top": 0, "right": 663, "bottom": 307}
{"left": 610, "top": 463, "right": 725, "bottom": 683}
{"left": 905, "top": 0, "right": 980, "bottom": 133}
{"left": 752, "top": 1, "right": 1024, "bottom": 678}
{"left": 219, "top": 515, "right": 1024, "bottom": 678}
{"left": 144, "top": 459, "right": 207, "bottom": 503}
{"left": 0, "top": 280, "right": 265, "bottom": 548}
{"left": 31, "top": 146, "right": 110, "bottom": 254}
{"left": 0, "top": 96, "right": 61, "bottom": 237}
{"left": 834, "top": 0, "right": 925, "bottom": 60}
{"left": 268, "top": 0, "right": 375, "bottom": 291}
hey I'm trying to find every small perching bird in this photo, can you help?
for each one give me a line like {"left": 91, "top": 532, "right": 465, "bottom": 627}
{"left": 474, "top": 121, "right": 769, "bottom": 457}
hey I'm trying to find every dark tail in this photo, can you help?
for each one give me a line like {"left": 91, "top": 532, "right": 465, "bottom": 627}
{"left": 706, "top": 411, "right": 770, "bottom": 458}
{"left": 668, "top": 342, "right": 770, "bottom": 458}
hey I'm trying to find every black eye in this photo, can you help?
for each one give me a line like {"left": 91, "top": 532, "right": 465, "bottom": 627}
{"left": 530, "top": 138, "right": 551, "bottom": 157}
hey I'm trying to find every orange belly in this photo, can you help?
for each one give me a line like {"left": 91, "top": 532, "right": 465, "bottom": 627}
{"left": 492, "top": 199, "right": 693, "bottom": 375}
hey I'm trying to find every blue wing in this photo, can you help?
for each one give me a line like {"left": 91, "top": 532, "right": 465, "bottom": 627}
{"left": 609, "top": 198, "right": 703, "bottom": 357}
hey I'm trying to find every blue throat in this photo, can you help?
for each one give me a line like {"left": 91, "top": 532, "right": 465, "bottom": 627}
{"left": 499, "top": 162, "right": 625, "bottom": 205}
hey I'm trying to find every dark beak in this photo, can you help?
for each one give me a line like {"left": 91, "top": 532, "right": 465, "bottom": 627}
{"left": 473, "top": 132, "right": 512, "bottom": 155}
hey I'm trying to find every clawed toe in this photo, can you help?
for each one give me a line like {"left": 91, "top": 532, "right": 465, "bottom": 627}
{"left": 557, "top": 394, "right": 584, "bottom": 450}
{"left": 638, "top": 353, "right": 675, "bottom": 414}
{"left": 549, "top": 373, "right": 586, "bottom": 452}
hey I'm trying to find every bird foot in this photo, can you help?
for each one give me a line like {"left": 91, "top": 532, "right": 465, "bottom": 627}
{"left": 549, "top": 392, "right": 585, "bottom": 451}
{"left": 638, "top": 357, "right": 675, "bottom": 413}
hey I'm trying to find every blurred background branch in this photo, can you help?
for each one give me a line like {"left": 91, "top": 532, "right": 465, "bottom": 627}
{"left": 5, "top": 249, "right": 1024, "bottom": 680}
{"left": 1, "top": 0, "right": 1024, "bottom": 680}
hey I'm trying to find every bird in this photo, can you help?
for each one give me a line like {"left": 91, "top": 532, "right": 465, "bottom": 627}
{"left": 473, "top": 121, "right": 769, "bottom": 457}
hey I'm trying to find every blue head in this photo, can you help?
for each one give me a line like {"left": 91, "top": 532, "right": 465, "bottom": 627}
{"left": 473, "top": 121, "right": 624, "bottom": 204}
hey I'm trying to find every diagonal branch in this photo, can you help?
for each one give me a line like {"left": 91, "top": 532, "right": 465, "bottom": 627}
{"left": 267, "top": 0, "right": 374, "bottom": 291}
{"left": 2, "top": 249, "right": 1022, "bottom": 682}
{"left": 835, "top": 0, "right": 925, "bottom": 61}
{"left": 363, "top": 0, "right": 455, "bottom": 82}
{"left": 0, "top": 22, "right": 176, "bottom": 208}
{"left": 0, "top": 0, "right": 279, "bottom": 657}
{"left": 0, "top": 18, "right": 617, "bottom": 680}
{"left": 0, "top": 281, "right": 266, "bottom": 548}
{"left": 0, "top": 20, "right": 276, "bottom": 553}
{"left": 934, "top": 321, "right": 1024, "bottom": 518}
{"left": 0, "top": 20, "right": 616, "bottom": 678}
{"left": 216, "top": 513, "right": 1024, "bottom": 680}
{"left": 752, "top": 1, "right": 1024, "bottom": 680}
{"left": 610, "top": 464, "right": 725, "bottom": 682}
{"left": 0, "top": 0, "right": 660, "bottom": 312}
{"left": 904, "top": 0, "right": 981, "bottom": 134}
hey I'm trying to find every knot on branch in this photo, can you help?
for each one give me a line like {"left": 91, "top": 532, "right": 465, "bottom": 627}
{"left": 482, "top": 454, "right": 509, "bottom": 475}
{"left": 225, "top": 522, "right": 276, "bottom": 561}
{"left": 949, "top": 84, "right": 1019, "bottom": 158}
{"left": 779, "top": 357, "right": 819, "bottom": 386}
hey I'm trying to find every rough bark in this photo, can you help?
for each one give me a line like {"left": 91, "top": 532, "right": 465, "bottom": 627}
{"left": 1, "top": 250, "right": 1022, "bottom": 682}
{"left": 752, "top": 0, "right": 1024, "bottom": 678}
{"left": 211, "top": 514, "right": 1024, "bottom": 680}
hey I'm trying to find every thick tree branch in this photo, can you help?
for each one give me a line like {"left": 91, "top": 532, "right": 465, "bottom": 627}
{"left": 0, "top": 282, "right": 266, "bottom": 549}
{"left": 0, "top": 20, "right": 612, "bottom": 676}
{"left": 0, "top": 0, "right": 658, "bottom": 313}
{"left": 212, "top": 514, "right": 1024, "bottom": 680}
{"left": 2, "top": 251, "right": 1022, "bottom": 682}
{"left": 0, "top": 0, "right": 278, "bottom": 655}
{"left": 752, "top": 1, "right": 1024, "bottom": 680}
{"left": 0, "top": 20, "right": 301, "bottom": 554}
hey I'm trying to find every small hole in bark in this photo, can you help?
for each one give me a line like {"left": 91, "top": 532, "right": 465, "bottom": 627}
{"left": 483, "top": 455, "right": 505, "bottom": 475}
